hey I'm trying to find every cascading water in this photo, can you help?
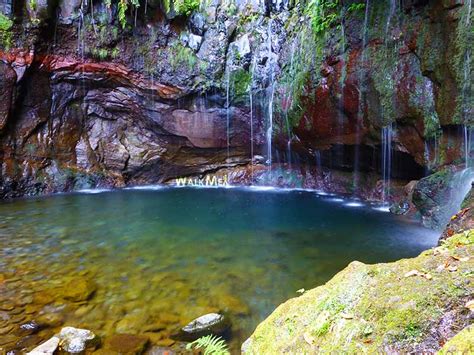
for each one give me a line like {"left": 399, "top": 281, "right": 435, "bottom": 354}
{"left": 315, "top": 151, "right": 322, "bottom": 172}
{"left": 226, "top": 65, "right": 231, "bottom": 161}
{"left": 285, "top": 41, "right": 297, "bottom": 168}
{"left": 465, "top": 126, "right": 473, "bottom": 169}
{"left": 266, "top": 19, "right": 275, "bottom": 168}
{"left": 352, "top": 0, "right": 370, "bottom": 194}
{"left": 249, "top": 59, "right": 256, "bottom": 179}
{"left": 385, "top": 0, "right": 397, "bottom": 38}
{"left": 381, "top": 124, "right": 393, "bottom": 204}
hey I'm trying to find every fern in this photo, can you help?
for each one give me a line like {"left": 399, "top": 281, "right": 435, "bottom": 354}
{"left": 185, "top": 335, "right": 230, "bottom": 355}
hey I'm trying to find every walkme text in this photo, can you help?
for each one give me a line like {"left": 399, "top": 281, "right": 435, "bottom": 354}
{"left": 175, "top": 175, "right": 229, "bottom": 187}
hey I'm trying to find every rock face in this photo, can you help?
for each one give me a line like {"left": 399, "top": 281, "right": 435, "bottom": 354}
{"left": 243, "top": 230, "right": 474, "bottom": 354}
{"left": 412, "top": 167, "right": 474, "bottom": 229}
{"left": 0, "top": 0, "right": 472, "bottom": 212}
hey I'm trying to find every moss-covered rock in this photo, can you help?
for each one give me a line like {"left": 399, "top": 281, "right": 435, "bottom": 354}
{"left": 439, "top": 325, "right": 474, "bottom": 354}
{"left": 243, "top": 230, "right": 474, "bottom": 354}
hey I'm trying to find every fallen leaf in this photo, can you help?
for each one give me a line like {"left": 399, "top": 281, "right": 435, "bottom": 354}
{"left": 423, "top": 273, "right": 432, "bottom": 280}
{"left": 404, "top": 270, "right": 420, "bottom": 277}
{"left": 303, "top": 332, "right": 315, "bottom": 345}
{"left": 363, "top": 339, "right": 373, "bottom": 344}
{"left": 341, "top": 312, "right": 354, "bottom": 319}
{"left": 451, "top": 255, "right": 461, "bottom": 261}
{"left": 450, "top": 215, "right": 458, "bottom": 221}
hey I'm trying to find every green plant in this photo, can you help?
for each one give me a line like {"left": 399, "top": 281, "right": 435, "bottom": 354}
{"left": 174, "top": 0, "right": 199, "bottom": 16}
{"left": 305, "top": 0, "right": 339, "bottom": 35}
{"left": 347, "top": 2, "right": 365, "bottom": 13}
{"left": 185, "top": 335, "right": 230, "bottom": 355}
{"left": 29, "top": 0, "right": 37, "bottom": 12}
{"left": 170, "top": 42, "right": 197, "bottom": 69}
{"left": 118, "top": 0, "right": 128, "bottom": 28}
{"left": 0, "top": 13, "right": 13, "bottom": 49}
{"left": 0, "top": 13, "right": 13, "bottom": 31}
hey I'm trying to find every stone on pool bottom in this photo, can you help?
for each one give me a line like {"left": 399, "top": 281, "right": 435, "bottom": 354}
{"left": 0, "top": 188, "right": 439, "bottom": 352}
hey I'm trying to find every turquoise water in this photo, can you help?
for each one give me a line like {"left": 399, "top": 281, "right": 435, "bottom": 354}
{"left": 0, "top": 187, "right": 439, "bottom": 351}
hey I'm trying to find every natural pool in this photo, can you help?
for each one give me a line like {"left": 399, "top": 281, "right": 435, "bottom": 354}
{"left": 0, "top": 187, "right": 439, "bottom": 352}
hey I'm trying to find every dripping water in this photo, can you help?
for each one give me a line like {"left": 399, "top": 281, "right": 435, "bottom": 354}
{"left": 465, "top": 125, "right": 473, "bottom": 169}
{"left": 226, "top": 66, "right": 231, "bottom": 161}
{"left": 315, "top": 151, "right": 322, "bottom": 172}
{"left": 353, "top": 0, "right": 370, "bottom": 194}
{"left": 285, "top": 41, "right": 297, "bottom": 168}
{"left": 381, "top": 124, "right": 393, "bottom": 204}
{"left": 266, "top": 19, "right": 275, "bottom": 169}
{"left": 249, "top": 59, "right": 256, "bottom": 180}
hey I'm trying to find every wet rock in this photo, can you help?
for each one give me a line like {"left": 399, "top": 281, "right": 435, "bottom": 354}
{"left": 26, "top": 336, "right": 60, "bottom": 355}
{"left": 17, "top": 320, "right": 41, "bottom": 336}
{"left": 62, "top": 277, "right": 97, "bottom": 302}
{"left": 59, "top": 326, "right": 96, "bottom": 353}
{"left": 390, "top": 201, "right": 410, "bottom": 215}
{"left": 0, "top": 62, "right": 16, "bottom": 131}
{"left": 188, "top": 34, "right": 203, "bottom": 52}
{"left": 188, "top": 12, "right": 206, "bottom": 36}
{"left": 176, "top": 313, "right": 230, "bottom": 341}
{"left": 105, "top": 334, "right": 149, "bottom": 354}
{"left": 230, "top": 34, "right": 251, "bottom": 61}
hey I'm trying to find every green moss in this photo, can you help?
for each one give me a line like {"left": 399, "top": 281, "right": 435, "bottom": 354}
{"left": 170, "top": 42, "right": 198, "bottom": 70}
{"left": 0, "top": 12, "right": 12, "bottom": 31}
{"left": 0, "top": 13, "right": 12, "bottom": 49}
{"left": 439, "top": 325, "right": 474, "bottom": 354}
{"left": 244, "top": 230, "right": 474, "bottom": 354}
{"left": 229, "top": 68, "right": 251, "bottom": 103}
{"left": 174, "top": 0, "right": 200, "bottom": 16}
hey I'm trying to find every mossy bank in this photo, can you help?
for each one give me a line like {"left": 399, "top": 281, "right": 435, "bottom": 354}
{"left": 243, "top": 229, "right": 474, "bottom": 353}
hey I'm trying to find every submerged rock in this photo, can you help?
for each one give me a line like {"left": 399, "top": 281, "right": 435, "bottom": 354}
{"left": 104, "top": 334, "right": 149, "bottom": 354}
{"left": 243, "top": 230, "right": 474, "bottom": 353}
{"left": 59, "top": 326, "right": 96, "bottom": 353}
{"left": 26, "top": 336, "right": 60, "bottom": 355}
{"left": 175, "top": 313, "right": 230, "bottom": 341}
{"left": 62, "top": 277, "right": 97, "bottom": 302}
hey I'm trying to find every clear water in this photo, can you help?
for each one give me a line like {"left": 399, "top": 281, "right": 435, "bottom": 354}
{"left": 0, "top": 188, "right": 438, "bottom": 351}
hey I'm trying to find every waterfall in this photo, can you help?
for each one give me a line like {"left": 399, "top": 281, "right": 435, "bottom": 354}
{"left": 381, "top": 124, "right": 393, "bottom": 203}
{"left": 385, "top": 0, "right": 397, "bottom": 38}
{"left": 267, "top": 79, "right": 275, "bottom": 167}
{"left": 315, "top": 151, "right": 322, "bottom": 171}
{"left": 465, "top": 125, "right": 473, "bottom": 169}
{"left": 226, "top": 66, "right": 231, "bottom": 161}
{"left": 285, "top": 41, "right": 297, "bottom": 169}
{"left": 249, "top": 59, "right": 256, "bottom": 180}
{"left": 266, "top": 19, "right": 275, "bottom": 168}
{"left": 352, "top": 0, "right": 370, "bottom": 193}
